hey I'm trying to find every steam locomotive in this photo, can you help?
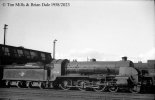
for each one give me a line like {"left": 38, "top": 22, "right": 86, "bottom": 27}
{"left": 2, "top": 57, "right": 155, "bottom": 93}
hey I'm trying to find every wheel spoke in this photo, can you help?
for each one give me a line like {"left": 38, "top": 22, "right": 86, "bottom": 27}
{"left": 39, "top": 82, "right": 45, "bottom": 89}
{"left": 17, "top": 81, "right": 20, "bottom": 88}
{"left": 93, "top": 81, "right": 106, "bottom": 92}
{"left": 26, "top": 82, "right": 31, "bottom": 88}
{"left": 108, "top": 84, "right": 118, "bottom": 92}
{"left": 130, "top": 85, "right": 140, "bottom": 93}
{"left": 5, "top": 81, "right": 10, "bottom": 87}
{"left": 59, "top": 80, "right": 71, "bottom": 90}
{"left": 77, "top": 80, "right": 87, "bottom": 91}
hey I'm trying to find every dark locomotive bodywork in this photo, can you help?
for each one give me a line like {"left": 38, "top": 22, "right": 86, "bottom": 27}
{"left": 2, "top": 60, "right": 69, "bottom": 88}
{"left": 51, "top": 59, "right": 140, "bottom": 92}
{"left": 2, "top": 58, "right": 155, "bottom": 93}
{"left": 66, "top": 60, "right": 134, "bottom": 75}
{"left": 3, "top": 63, "right": 48, "bottom": 88}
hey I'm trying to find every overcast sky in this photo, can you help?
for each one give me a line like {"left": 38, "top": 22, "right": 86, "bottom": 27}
{"left": 0, "top": 0, "right": 154, "bottom": 62}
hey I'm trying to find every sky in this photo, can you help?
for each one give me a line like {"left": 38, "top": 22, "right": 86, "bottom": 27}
{"left": 0, "top": 0, "right": 155, "bottom": 62}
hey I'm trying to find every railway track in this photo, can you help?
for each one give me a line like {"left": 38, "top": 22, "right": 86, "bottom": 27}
{"left": 0, "top": 88, "right": 154, "bottom": 100}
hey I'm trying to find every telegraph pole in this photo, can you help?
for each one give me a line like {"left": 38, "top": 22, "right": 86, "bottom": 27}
{"left": 4, "top": 24, "right": 8, "bottom": 46}
{"left": 53, "top": 39, "right": 57, "bottom": 59}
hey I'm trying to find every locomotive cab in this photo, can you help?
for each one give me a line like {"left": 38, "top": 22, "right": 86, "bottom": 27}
{"left": 48, "top": 59, "right": 69, "bottom": 81}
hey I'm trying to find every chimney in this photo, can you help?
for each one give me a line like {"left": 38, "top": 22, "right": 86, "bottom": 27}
{"left": 122, "top": 56, "right": 127, "bottom": 61}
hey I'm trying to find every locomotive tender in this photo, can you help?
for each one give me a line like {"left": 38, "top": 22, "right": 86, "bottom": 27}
{"left": 3, "top": 57, "right": 154, "bottom": 93}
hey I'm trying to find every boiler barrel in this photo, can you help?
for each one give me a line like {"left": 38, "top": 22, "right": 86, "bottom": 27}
{"left": 65, "top": 61, "right": 131, "bottom": 75}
